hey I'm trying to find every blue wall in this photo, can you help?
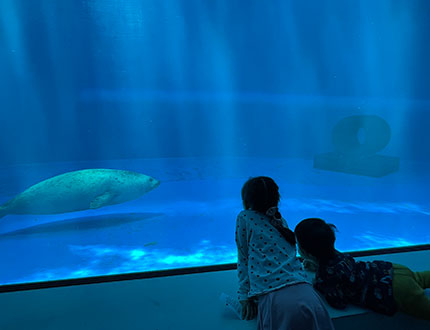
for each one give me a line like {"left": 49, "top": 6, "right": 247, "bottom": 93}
{"left": 1, "top": 0, "right": 429, "bottom": 164}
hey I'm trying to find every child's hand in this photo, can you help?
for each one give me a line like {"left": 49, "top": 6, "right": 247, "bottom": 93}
{"left": 303, "top": 259, "right": 318, "bottom": 272}
{"left": 239, "top": 299, "right": 257, "bottom": 320}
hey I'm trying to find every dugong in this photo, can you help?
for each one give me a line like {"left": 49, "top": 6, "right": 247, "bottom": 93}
{"left": 0, "top": 169, "right": 160, "bottom": 218}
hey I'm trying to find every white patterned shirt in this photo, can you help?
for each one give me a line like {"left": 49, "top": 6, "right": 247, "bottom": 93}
{"left": 235, "top": 209, "right": 310, "bottom": 301}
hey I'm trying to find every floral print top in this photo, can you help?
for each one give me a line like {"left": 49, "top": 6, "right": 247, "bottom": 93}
{"left": 314, "top": 251, "right": 397, "bottom": 315}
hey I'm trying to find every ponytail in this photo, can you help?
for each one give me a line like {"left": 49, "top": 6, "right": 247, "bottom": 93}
{"left": 241, "top": 176, "right": 295, "bottom": 245}
{"left": 265, "top": 207, "right": 296, "bottom": 246}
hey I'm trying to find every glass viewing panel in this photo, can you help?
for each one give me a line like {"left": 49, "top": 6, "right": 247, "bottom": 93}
{"left": 0, "top": 0, "right": 429, "bottom": 286}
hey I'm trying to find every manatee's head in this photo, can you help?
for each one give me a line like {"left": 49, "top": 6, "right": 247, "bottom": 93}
{"left": 139, "top": 174, "right": 160, "bottom": 194}
{"left": 119, "top": 171, "right": 160, "bottom": 198}
{"left": 147, "top": 176, "right": 160, "bottom": 190}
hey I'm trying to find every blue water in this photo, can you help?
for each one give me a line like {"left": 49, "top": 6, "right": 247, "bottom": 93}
{"left": 0, "top": 1, "right": 429, "bottom": 285}
{"left": 0, "top": 157, "right": 428, "bottom": 285}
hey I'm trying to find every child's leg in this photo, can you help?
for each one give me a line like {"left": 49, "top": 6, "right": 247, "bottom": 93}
{"left": 415, "top": 271, "right": 430, "bottom": 289}
{"left": 257, "top": 283, "right": 334, "bottom": 330}
{"left": 392, "top": 264, "right": 430, "bottom": 320}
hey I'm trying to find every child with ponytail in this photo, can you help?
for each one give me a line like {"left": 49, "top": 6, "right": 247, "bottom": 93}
{"left": 235, "top": 176, "right": 334, "bottom": 330}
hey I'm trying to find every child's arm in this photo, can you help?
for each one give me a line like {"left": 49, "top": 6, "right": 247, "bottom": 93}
{"left": 297, "top": 244, "right": 319, "bottom": 273}
{"left": 303, "top": 259, "right": 318, "bottom": 273}
{"left": 317, "top": 281, "right": 348, "bottom": 309}
{"left": 315, "top": 262, "right": 349, "bottom": 309}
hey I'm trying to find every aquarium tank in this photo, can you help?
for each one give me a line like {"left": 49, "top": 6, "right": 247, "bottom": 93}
{"left": 0, "top": 0, "right": 429, "bottom": 287}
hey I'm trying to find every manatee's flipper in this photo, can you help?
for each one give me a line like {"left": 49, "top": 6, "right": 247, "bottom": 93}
{"left": 0, "top": 206, "right": 8, "bottom": 219}
{"left": 90, "top": 192, "right": 114, "bottom": 209}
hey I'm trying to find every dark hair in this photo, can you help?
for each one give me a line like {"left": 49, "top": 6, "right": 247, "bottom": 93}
{"left": 241, "top": 176, "right": 295, "bottom": 245}
{"left": 241, "top": 176, "right": 280, "bottom": 213}
{"left": 294, "top": 218, "right": 337, "bottom": 260}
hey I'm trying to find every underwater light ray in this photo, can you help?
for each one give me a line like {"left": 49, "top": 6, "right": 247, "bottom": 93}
{"left": 86, "top": 1, "right": 157, "bottom": 160}
{"left": 0, "top": 1, "right": 30, "bottom": 82}
{"left": 191, "top": 1, "right": 241, "bottom": 159}
{"left": 0, "top": 1, "right": 59, "bottom": 191}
